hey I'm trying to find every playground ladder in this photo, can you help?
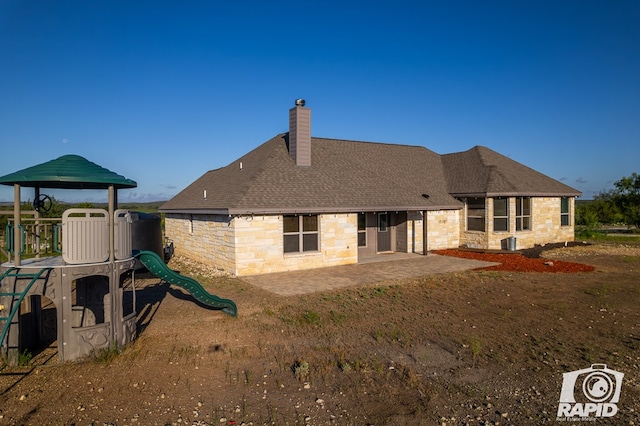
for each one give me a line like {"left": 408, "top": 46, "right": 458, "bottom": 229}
{"left": 0, "top": 267, "right": 52, "bottom": 350}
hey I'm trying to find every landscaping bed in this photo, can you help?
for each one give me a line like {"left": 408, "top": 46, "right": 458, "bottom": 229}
{"left": 434, "top": 243, "right": 596, "bottom": 273}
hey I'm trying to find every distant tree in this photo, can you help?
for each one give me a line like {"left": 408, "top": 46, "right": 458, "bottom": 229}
{"left": 611, "top": 172, "right": 640, "bottom": 228}
{"left": 575, "top": 207, "right": 602, "bottom": 238}
{"left": 0, "top": 210, "right": 8, "bottom": 236}
{"left": 74, "top": 202, "right": 95, "bottom": 209}
{"left": 588, "top": 193, "right": 623, "bottom": 225}
{"left": 575, "top": 174, "right": 640, "bottom": 228}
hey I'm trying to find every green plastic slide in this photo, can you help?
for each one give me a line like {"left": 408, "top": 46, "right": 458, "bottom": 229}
{"left": 135, "top": 250, "right": 237, "bottom": 317}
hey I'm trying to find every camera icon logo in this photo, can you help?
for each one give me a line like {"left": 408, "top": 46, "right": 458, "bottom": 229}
{"left": 557, "top": 364, "right": 624, "bottom": 419}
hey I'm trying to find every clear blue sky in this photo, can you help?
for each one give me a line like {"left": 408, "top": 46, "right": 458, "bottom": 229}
{"left": 1, "top": 0, "right": 638, "bottom": 203}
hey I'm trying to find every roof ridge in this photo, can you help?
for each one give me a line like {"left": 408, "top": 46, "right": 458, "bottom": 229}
{"left": 310, "top": 136, "right": 436, "bottom": 151}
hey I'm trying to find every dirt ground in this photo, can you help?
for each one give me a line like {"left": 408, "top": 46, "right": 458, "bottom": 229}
{"left": 1, "top": 242, "right": 640, "bottom": 425}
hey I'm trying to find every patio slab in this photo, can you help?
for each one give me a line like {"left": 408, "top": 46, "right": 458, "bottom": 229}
{"left": 242, "top": 253, "right": 497, "bottom": 296}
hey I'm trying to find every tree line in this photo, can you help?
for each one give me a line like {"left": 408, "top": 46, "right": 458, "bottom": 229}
{"left": 576, "top": 172, "right": 640, "bottom": 230}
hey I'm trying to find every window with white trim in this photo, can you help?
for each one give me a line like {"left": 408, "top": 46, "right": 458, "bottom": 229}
{"left": 283, "top": 215, "right": 319, "bottom": 253}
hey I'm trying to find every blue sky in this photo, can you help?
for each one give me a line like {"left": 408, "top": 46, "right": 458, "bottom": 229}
{"left": 1, "top": 0, "right": 638, "bottom": 203}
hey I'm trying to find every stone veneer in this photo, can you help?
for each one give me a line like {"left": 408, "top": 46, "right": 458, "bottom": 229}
{"left": 165, "top": 198, "right": 575, "bottom": 276}
{"left": 164, "top": 214, "right": 236, "bottom": 272}
{"left": 165, "top": 213, "right": 358, "bottom": 276}
{"left": 424, "top": 210, "right": 460, "bottom": 251}
{"left": 459, "top": 197, "right": 575, "bottom": 250}
{"left": 404, "top": 211, "right": 425, "bottom": 254}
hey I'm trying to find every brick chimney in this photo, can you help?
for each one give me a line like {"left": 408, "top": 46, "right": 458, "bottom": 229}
{"left": 288, "top": 99, "right": 311, "bottom": 166}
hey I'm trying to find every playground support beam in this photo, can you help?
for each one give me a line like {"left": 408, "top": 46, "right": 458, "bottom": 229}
{"left": 13, "top": 184, "right": 21, "bottom": 267}
{"left": 34, "top": 187, "right": 40, "bottom": 258}
{"left": 109, "top": 185, "right": 115, "bottom": 263}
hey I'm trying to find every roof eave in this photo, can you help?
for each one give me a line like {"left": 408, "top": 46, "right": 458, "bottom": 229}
{"left": 159, "top": 208, "right": 231, "bottom": 215}
{"left": 450, "top": 191, "right": 582, "bottom": 198}
{"left": 161, "top": 205, "right": 463, "bottom": 216}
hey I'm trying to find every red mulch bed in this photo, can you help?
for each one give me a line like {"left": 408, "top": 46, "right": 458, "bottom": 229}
{"left": 433, "top": 249, "right": 596, "bottom": 273}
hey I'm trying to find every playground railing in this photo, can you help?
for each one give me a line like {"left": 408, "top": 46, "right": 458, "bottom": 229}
{"left": 61, "top": 209, "right": 110, "bottom": 264}
{"left": 2, "top": 209, "right": 133, "bottom": 264}
{"left": 3, "top": 217, "right": 62, "bottom": 262}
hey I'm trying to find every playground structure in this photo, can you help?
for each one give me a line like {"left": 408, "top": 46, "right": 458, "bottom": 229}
{"left": 0, "top": 155, "right": 236, "bottom": 365}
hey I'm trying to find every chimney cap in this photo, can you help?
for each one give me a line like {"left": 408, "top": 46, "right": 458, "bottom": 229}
{"left": 295, "top": 99, "right": 306, "bottom": 107}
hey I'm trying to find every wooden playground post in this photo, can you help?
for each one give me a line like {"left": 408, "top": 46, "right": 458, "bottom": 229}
{"left": 13, "top": 184, "right": 20, "bottom": 267}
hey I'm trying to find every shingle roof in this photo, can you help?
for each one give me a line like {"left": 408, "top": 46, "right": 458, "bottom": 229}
{"left": 441, "top": 146, "right": 581, "bottom": 197}
{"left": 160, "top": 134, "right": 462, "bottom": 214}
{"left": 160, "top": 136, "right": 580, "bottom": 215}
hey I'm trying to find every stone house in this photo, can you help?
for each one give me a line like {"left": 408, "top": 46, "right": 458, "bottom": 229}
{"left": 160, "top": 101, "right": 580, "bottom": 276}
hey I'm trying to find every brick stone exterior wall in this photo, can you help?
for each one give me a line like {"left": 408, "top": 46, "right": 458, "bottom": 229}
{"left": 165, "top": 198, "right": 575, "bottom": 275}
{"left": 404, "top": 211, "right": 424, "bottom": 254}
{"left": 164, "top": 213, "right": 236, "bottom": 272}
{"left": 425, "top": 210, "right": 460, "bottom": 250}
{"left": 165, "top": 213, "right": 358, "bottom": 276}
{"left": 459, "top": 197, "right": 575, "bottom": 250}
{"left": 511, "top": 197, "right": 575, "bottom": 249}
{"left": 234, "top": 213, "right": 358, "bottom": 276}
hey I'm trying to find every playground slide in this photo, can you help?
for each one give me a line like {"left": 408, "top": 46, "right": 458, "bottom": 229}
{"left": 135, "top": 250, "right": 237, "bottom": 317}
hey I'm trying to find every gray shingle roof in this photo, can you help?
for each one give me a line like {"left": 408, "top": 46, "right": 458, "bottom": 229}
{"left": 442, "top": 146, "right": 581, "bottom": 197}
{"left": 161, "top": 134, "right": 461, "bottom": 214}
{"left": 160, "top": 136, "right": 580, "bottom": 214}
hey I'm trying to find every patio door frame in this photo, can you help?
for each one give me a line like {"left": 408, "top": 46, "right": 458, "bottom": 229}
{"left": 377, "top": 211, "right": 392, "bottom": 252}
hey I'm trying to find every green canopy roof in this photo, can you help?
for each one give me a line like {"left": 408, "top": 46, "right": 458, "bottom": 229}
{"left": 0, "top": 155, "right": 137, "bottom": 190}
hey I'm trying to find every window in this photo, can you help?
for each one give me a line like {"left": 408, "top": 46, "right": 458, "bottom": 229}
{"left": 493, "top": 197, "right": 509, "bottom": 232}
{"left": 357, "top": 213, "right": 367, "bottom": 247}
{"left": 561, "top": 197, "right": 570, "bottom": 226}
{"left": 466, "top": 197, "right": 485, "bottom": 231}
{"left": 378, "top": 212, "right": 389, "bottom": 232}
{"left": 283, "top": 215, "right": 319, "bottom": 253}
{"left": 516, "top": 197, "right": 531, "bottom": 231}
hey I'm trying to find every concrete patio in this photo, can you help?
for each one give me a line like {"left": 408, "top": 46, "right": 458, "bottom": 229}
{"left": 242, "top": 252, "right": 497, "bottom": 296}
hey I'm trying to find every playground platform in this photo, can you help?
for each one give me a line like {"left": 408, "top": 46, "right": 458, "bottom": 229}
{"left": 0, "top": 155, "right": 236, "bottom": 365}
